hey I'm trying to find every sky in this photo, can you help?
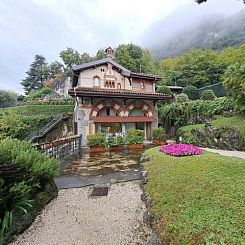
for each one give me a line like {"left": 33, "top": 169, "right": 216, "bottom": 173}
{"left": 0, "top": 0, "right": 244, "bottom": 93}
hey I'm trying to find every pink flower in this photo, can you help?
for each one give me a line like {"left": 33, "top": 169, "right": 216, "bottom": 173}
{"left": 160, "top": 144, "right": 202, "bottom": 157}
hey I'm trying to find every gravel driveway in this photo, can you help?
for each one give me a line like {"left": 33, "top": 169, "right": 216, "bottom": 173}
{"left": 12, "top": 181, "right": 150, "bottom": 245}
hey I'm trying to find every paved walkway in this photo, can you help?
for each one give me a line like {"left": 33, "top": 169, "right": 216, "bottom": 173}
{"left": 12, "top": 181, "right": 151, "bottom": 245}
{"left": 203, "top": 148, "right": 245, "bottom": 159}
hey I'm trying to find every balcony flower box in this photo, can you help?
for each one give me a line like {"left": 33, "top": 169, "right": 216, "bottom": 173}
{"left": 127, "top": 144, "right": 144, "bottom": 149}
{"left": 89, "top": 146, "right": 106, "bottom": 153}
{"left": 109, "top": 145, "right": 125, "bottom": 151}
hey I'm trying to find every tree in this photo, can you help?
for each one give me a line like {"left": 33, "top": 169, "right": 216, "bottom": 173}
{"left": 21, "top": 55, "right": 49, "bottom": 94}
{"left": 139, "top": 50, "right": 156, "bottom": 74}
{"left": 159, "top": 49, "right": 224, "bottom": 88}
{"left": 223, "top": 62, "right": 245, "bottom": 111}
{"left": 176, "top": 93, "right": 189, "bottom": 103}
{"left": 48, "top": 61, "right": 63, "bottom": 79}
{"left": 183, "top": 85, "right": 199, "bottom": 100}
{"left": 59, "top": 48, "right": 82, "bottom": 69}
{"left": 114, "top": 44, "right": 136, "bottom": 71}
{"left": 80, "top": 52, "right": 93, "bottom": 63}
{"left": 114, "top": 44, "right": 144, "bottom": 72}
{"left": 156, "top": 86, "right": 172, "bottom": 95}
{"left": 94, "top": 49, "right": 107, "bottom": 60}
{"left": 0, "top": 90, "right": 18, "bottom": 103}
{"left": 201, "top": 90, "right": 216, "bottom": 100}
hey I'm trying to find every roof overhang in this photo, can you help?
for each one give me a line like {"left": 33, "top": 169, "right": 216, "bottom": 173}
{"left": 91, "top": 116, "right": 156, "bottom": 123}
{"left": 69, "top": 88, "right": 172, "bottom": 100}
{"left": 130, "top": 72, "right": 161, "bottom": 81}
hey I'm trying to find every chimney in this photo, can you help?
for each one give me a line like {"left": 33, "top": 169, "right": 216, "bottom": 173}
{"left": 105, "top": 47, "right": 114, "bottom": 58}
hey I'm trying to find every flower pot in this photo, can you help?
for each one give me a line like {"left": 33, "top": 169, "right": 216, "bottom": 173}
{"left": 89, "top": 146, "right": 106, "bottom": 153}
{"left": 109, "top": 145, "right": 125, "bottom": 151}
{"left": 127, "top": 144, "right": 144, "bottom": 149}
{"left": 154, "top": 140, "right": 166, "bottom": 146}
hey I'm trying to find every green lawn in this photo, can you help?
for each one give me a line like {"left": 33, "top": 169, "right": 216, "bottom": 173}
{"left": 179, "top": 115, "right": 245, "bottom": 137}
{"left": 144, "top": 147, "right": 245, "bottom": 244}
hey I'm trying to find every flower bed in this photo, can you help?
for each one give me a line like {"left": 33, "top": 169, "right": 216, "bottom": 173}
{"left": 160, "top": 143, "right": 202, "bottom": 157}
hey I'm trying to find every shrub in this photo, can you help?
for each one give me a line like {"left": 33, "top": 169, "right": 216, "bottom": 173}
{"left": 156, "top": 86, "right": 173, "bottom": 95}
{"left": 159, "top": 97, "right": 234, "bottom": 132}
{"left": 87, "top": 133, "right": 106, "bottom": 147}
{"left": 201, "top": 90, "right": 216, "bottom": 101}
{"left": 106, "top": 135, "right": 125, "bottom": 147}
{"left": 176, "top": 93, "right": 189, "bottom": 103}
{"left": 0, "top": 138, "right": 59, "bottom": 244}
{"left": 153, "top": 128, "right": 166, "bottom": 141}
{"left": 160, "top": 143, "right": 202, "bottom": 157}
{"left": 126, "top": 130, "right": 144, "bottom": 145}
{"left": 27, "top": 88, "right": 52, "bottom": 101}
{"left": 183, "top": 85, "right": 199, "bottom": 100}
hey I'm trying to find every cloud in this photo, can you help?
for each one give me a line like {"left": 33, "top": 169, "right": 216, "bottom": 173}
{"left": 0, "top": 0, "right": 244, "bottom": 93}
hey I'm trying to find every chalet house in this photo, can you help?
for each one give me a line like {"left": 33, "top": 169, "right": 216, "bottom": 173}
{"left": 69, "top": 47, "right": 172, "bottom": 145}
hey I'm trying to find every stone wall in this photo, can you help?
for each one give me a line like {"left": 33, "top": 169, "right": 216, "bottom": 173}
{"left": 76, "top": 98, "right": 158, "bottom": 145}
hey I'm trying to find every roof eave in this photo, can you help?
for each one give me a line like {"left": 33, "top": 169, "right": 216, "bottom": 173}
{"left": 68, "top": 89, "right": 172, "bottom": 100}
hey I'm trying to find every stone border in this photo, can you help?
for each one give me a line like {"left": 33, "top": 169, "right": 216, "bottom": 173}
{"left": 139, "top": 154, "right": 162, "bottom": 245}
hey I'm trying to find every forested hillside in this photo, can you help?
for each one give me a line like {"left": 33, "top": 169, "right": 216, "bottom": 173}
{"left": 149, "top": 10, "right": 245, "bottom": 59}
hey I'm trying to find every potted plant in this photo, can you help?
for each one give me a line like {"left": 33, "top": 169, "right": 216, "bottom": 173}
{"left": 126, "top": 130, "right": 144, "bottom": 149}
{"left": 153, "top": 127, "right": 166, "bottom": 145}
{"left": 107, "top": 135, "right": 125, "bottom": 151}
{"left": 87, "top": 132, "right": 106, "bottom": 152}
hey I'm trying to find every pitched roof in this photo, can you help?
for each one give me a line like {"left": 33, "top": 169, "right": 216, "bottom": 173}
{"left": 72, "top": 58, "right": 161, "bottom": 81}
{"left": 72, "top": 58, "right": 131, "bottom": 77}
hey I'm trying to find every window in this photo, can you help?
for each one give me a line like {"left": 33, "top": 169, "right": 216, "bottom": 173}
{"left": 105, "top": 81, "right": 115, "bottom": 88}
{"left": 117, "top": 83, "right": 121, "bottom": 89}
{"left": 101, "top": 68, "right": 105, "bottom": 72}
{"left": 94, "top": 76, "right": 100, "bottom": 87}
{"left": 98, "top": 108, "right": 117, "bottom": 117}
{"left": 129, "top": 109, "right": 145, "bottom": 116}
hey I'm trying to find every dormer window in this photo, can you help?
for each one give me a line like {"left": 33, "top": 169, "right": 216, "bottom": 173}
{"left": 94, "top": 76, "right": 100, "bottom": 87}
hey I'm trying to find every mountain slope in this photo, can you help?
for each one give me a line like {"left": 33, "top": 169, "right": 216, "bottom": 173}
{"left": 147, "top": 10, "right": 245, "bottom": 60}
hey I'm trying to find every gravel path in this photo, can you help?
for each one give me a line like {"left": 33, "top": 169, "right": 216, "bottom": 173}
{"left": 12, "top": 181, "right": 150, "bottom": 245}
{"left": 203, "top": 148, "right": 245, "bottom": 159}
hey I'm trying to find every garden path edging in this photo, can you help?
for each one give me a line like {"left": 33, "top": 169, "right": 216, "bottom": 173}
{"left": 139, "top": 154, "right": 162, "bottom": 245}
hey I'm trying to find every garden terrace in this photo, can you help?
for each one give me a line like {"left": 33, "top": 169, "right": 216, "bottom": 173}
{"left": 144, "top": 147, "right": 245, "bottom": 244}
{"left": 178, "top": 115, "right": 245, "bottom": 137}
{"left": 0, "top": 105, "right": 74, "bottom": 140}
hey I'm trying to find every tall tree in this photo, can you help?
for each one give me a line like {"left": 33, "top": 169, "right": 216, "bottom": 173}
{"left": 21, "top": 55, "right": 49, "bottom": 94}
{"left": 48, "top": 61, "right": 64, "bottom": 79}
{"left": 222, "top": 61, "right": 245, "bottom": 111}
{"left": 80, "top": 52, "right": 93, "bottom": 63}
{"left": 114, "top": 44, "right": 136, "bottom": 71}
{"left": 139, "top": 49, "right": 156, "bottom": 74}
{"left": 59, "top": 48, "right": 82, "bottom": 69}
{"left": 94, "top": 49, "right": 106, "bottom": 60}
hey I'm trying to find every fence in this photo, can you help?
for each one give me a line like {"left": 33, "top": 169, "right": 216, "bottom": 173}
{"left": 197, "top": 82, "right": 227, "bottom": 97}
{"left": 33, "top": 135, "right": 82, "bottom": 158}
{"left": 26, "top": 113, "right": 68, "bottom": 143}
